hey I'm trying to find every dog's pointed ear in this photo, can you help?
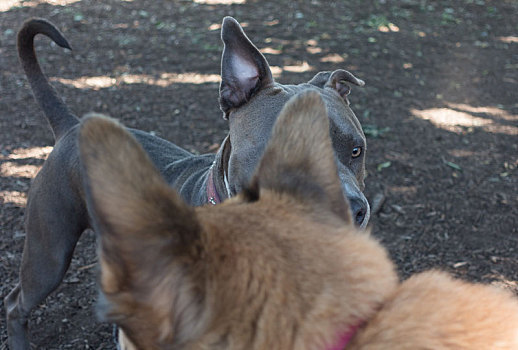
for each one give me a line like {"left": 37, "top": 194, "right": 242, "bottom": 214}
{"left": 308, "top": 69, "right": 365, "bottom": 101}
{"left": 249, "top": 92, "right": 352, "bottom": 223}
{"left": 219, "top": 16, "right": 273, "bottom": 118}
{"left": 79, "top": 114, "right": 206, "bottom": 346}
{"left": 79, "top": 114, "right": 201, "bottom": 267}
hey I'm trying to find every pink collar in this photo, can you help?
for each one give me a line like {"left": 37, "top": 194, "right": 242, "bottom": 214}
{"left": 326, "top": 323, "right": 361, "bottom": 350}
{"left": 206, "top": 165, "right": 221, "bottom": 205}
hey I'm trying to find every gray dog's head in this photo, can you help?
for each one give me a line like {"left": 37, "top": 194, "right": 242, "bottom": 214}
{"left": 218, "top": 17, "right": 369, "bottom": 227}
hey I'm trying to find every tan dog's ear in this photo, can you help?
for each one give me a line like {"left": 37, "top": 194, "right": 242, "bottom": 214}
{"left": 79, "top": 114, "right": 206, "bottom": 346}
{"left": 250, "top": 91, "right": 352, "bottom": 223}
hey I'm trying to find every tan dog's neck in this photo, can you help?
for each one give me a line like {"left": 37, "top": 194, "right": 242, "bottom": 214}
{"left": 187, "top": 194, "right": 396, "bottom": 349}
{"left": 116, "top": 195, "right": 396, "bottom": 350}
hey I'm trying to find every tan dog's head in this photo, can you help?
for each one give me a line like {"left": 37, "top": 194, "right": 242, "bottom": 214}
{"left": 79, "top": 92, "right": 397, "bottom": 350}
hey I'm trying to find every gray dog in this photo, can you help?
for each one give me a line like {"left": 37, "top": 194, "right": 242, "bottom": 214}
{"left": 5, "top": 16, "right": 369, "bottom": 349}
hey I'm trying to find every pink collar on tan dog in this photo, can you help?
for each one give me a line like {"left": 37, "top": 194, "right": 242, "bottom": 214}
{"left": 327, "top": 323, "right": 361, "bottom": 350}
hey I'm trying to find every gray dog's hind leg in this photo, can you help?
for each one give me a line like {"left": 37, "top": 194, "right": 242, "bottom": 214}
{"left": 5, "top": 182, "right": 88, "bottom": 350}
{"left": 5, "top": 284, "right": 30, "bottom": 350}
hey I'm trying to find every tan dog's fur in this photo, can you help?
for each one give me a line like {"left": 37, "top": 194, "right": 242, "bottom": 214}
{"left": 79, "top": 92, "right": 518, "bottom": 350}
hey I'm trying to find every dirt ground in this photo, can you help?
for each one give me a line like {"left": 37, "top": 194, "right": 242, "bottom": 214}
{"left": 0, "top": 0, "right": 516, "bottom": 348}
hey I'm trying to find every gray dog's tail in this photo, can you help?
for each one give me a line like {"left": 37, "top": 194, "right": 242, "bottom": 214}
{"left": 18, "top": 18, "right": 79, "bottom": 141}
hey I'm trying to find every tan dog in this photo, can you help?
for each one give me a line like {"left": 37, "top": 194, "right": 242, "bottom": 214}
{"left": 79, "top": 92, "right": 518, "bottom": 350}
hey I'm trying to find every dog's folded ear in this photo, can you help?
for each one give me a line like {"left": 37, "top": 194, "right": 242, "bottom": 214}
{"left": 309, "top": 69, "right": 365, "bottom": 101}
{"left": 249, "top": 91, "right": 352, "bottom": 224}
{"left": 219, "top": 16, "right": 274, "bottom": 117}
{"left": 79, "top": 114, "right": 207, "bottom": 346}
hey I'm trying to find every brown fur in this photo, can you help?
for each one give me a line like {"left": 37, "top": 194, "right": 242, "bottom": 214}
{"left": 80, "top": 92, "right": 518, "bottom": 350}
{"left": 349, "top": 270, "right": 518, "bottom": 349}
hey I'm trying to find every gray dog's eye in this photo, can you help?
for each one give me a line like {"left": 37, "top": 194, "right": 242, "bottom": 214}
{"left": 352, "top": 147, "right": 362, "bottom": 158}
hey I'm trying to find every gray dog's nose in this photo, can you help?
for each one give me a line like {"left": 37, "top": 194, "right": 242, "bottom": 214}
{"left": 349, "top": 197, "right": 367, "bottom": 226}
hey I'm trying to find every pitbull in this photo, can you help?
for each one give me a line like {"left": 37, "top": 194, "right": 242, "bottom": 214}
{"left": 5, "top": 17, "right": 368, "bottom": 349}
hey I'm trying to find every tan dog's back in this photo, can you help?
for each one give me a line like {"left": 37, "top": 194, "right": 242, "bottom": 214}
{"left": 79, "top": 91, "right": 518, "bottom": 349}
{"left": 350, "top": 270, "right": 518, "bottom": 349}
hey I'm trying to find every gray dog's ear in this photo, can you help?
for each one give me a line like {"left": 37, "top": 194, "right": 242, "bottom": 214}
{"left": 219, "top": 16, "right": 273, "bottom": 118}
{"left": 309, "top": 69, "right": 365, "bottom": 101}
{"left": 249, "top": 91, "right": 352, "bottom": 224}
